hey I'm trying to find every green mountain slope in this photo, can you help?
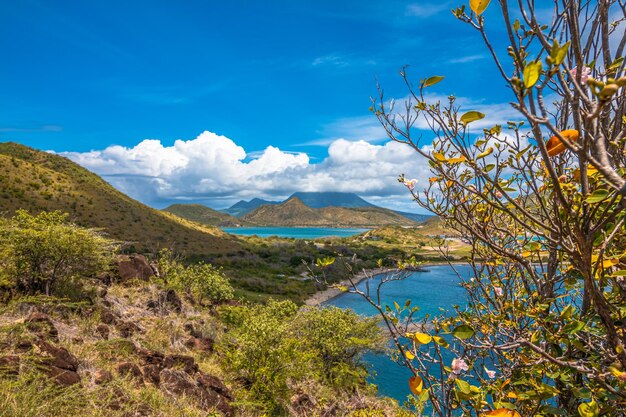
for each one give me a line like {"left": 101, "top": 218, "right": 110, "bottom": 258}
{"left": 163, "top": 204, "right": 250, "bottom": 227}
{"left": 0, "top": 142, "right": 240, "bottom": 255}
{"left": 241, "top": 197, "right": 417, "bottom": 227}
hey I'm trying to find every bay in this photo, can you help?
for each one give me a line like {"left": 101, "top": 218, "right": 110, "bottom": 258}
{"left": 221, "top": 226, "right": 369, "bottom": 239}
{"left": 325, "top": 264, "right": 472, "bottom": 404}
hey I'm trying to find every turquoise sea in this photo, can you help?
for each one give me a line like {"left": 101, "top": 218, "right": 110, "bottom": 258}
{"left": 325, "top": 264, "right": 472, "bottom": 404}
{"left": 221, "top": 226, "right": 369, "bottom": 239}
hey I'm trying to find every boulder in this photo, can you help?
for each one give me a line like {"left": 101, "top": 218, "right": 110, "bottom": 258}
{"left": 163, "top": 354, "right": 198, "bottom": 375}
{"left": 159, "top": 369, "right": 232, "bottom": 416}
{"left": 116, "top": 320, "right": 141, "bottom": 338}
{"left": 46, "top": 365, "right": 81, "bottom": 386}
{"left": 115, "top": 361, "right": 144, "bottom": 382}
{"left": 35, "top": 340, "right": 79, "bottom": 371}
{"left": 137, "top": 348, "right": 164, "bottom": 367}
{"left": 94, "top": 369, "right": 113, "bottom": 385}
{"left": 183, "top": 336, "right": 214, "bottom": 352}
{"left": 196, "top": 371, "right": 233, "bottom": 400}
{"left": 146, "top": 289, "right": 182, "bottom": 314}
{"left": 116, "top": 255, "right": 155, "bottom": 282}
{"left": 142, "top": 364, "right": 161, "bottom": 385}
{"left": 95, "top": 323, "right": 110, "bottom": 339}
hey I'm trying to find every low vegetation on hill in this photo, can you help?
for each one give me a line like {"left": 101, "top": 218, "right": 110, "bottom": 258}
{"left": 0, "top": 143, "right": 240, "bottom": 256}
{"left": 242, "top": 197, "right": 416, "bottom": 227}
{"left": 162, "top": 204, "right": 249, "bottom": 227}
{"left": 0, "top": 210, "right": 409, "bottom": 416}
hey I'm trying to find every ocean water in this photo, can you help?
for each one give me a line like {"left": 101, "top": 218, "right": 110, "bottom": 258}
{"left": 221, "top": 226, "right": 369, "bottom": 239}
{"left": 325, "top": 264, "right": 472, "bottom": 404}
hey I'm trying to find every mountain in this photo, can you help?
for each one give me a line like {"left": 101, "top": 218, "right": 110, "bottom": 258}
{"left": 0, "top": 142, "right": 240, "bottom": 255}
{"left": 287, "top": 192, "right": 375, "bottom": 208}
{"left": 163, "top": 204, "right": 249, "bottom": 227}
{"left": 222, "top": 198, "right": 279, "bottom": 217}
{"left": 242, "top": 196, "right": 417, "bottom": 227}
{"left": 226, "top": 192, "right": 431, "bottom": 223}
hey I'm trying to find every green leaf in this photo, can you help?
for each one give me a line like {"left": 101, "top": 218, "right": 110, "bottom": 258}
{"left": 562, "top": 320, "right": 585, "bottom": 334}
{"left": 523, "top": 61, "right": 543, "bottom": 88}
{"left": 433, "top": 336, "right": 449, "bottom": 348}
{"left": 578, "top": 400, "right": 599, "bottom": 417}
{"left": 585, "top": 189, "right": 609, "bottom": 203}
{"left": 550, "top": 41, "right": 570, "bottom": 66}
{"left": 424, "top": 76, "right": 444, "bottom": 87}
{"left": 455, "top": 378, "right": 471, "bottom": 394}
{"left": 469, "top": 0, "right": 491, "bottom": 15}
{"left": 452, "top": 324, "right": 475, "bottom": 340}
{"left": 461, "top": 111, "right": 485, "bottom": 124}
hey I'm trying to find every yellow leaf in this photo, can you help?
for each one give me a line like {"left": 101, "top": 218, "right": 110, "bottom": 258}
{"left": 507, "top": 392, "right": 518, "bottom": 399}
{"left": 477, "top": 147, "right": 494, "bottom": 159}
{"left": 470, "top": 0, "right": 491, "bottom": 15}
{"left": 432, "top": 152, "right": 447, "bottom": 162}
{"left": 405, "top": 350, "right": 415, "bottom": 360}
{"left": 523, "top": 60, "right": 543, "bottom": 88}
{"left": 521, "top": 251, "right": 531, "bottom": 258}
{"left": 429, "top": 177, "right": 440, "bottom": 183}
{"left": 482, "top": 409, "right": 521, "bottom": 417}
{"left": 408, "top": 375, "right": 424, "bottom": 395}
{"left": 448, "top": 155, "right": 467, "bottom": 164}
{"left": 413, "top": 333, "right": 433, "bottom": 344}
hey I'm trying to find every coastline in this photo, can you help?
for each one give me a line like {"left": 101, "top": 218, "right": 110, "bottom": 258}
{"left": 304, "top": 262, "right": 468, "bottom": 307}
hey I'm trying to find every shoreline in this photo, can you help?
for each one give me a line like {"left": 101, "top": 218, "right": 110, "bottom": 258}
{"left": 304, "top": 262, "right": 468, "bottom": 307}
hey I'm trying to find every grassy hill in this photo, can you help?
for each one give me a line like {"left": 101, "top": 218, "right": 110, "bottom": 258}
{"left": 163, "top": 204, "right": 250, "bottom": 227}
{"left": 0, "top": 142, "right": 240, "bottom": 255}
{"left": 242, "top": 196, "right": 417, "bottom": 227}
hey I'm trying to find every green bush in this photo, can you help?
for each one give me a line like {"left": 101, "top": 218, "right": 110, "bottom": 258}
{"left": 157, "top": 249, "right": 234, "bottom": 304}
{"left": 0, "top": 210, "right": 116, "bottom": 296}
{"left": 221, "top": 299, "right": 382, "bottom": 415}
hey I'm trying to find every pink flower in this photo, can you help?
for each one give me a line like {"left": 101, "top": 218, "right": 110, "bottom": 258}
{"left": 403, "top": 179, "right": 418, "bottom": 191}
{"left": 570, "top": 66, "right": 591, "bottom": 84}
{"left": 451, "top": 358, "right": 469, "bottom": 375}
{"left": 494, "top": 286, "right": 503, "bottom": 297}
{"left": 485, "top": 367, "right": 496, "bottom": 379}
{"left": 495, "top": 191, "right": 503, "bottom": 199}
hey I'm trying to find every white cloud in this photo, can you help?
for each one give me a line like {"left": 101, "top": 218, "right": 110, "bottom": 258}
{"left": 60, "top": 131, "right": 431, "bottom": 211}
{"left": 405, "top": 3, "right": 451, "bottom": 18}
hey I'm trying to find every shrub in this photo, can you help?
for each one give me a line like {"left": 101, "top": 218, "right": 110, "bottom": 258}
{"left": 0, "top": 210, "right": 116, "bottom": 296}
{"left": 157, "top": 249, "right": 234, "bottom": 304}
{"left": 221, "top": 299, "right": 382, "bottom": 415}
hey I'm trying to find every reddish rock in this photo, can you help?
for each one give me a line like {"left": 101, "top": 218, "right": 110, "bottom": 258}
{"left": 25, "top": 312, "right": 58, "bottom": 341}
{"left": 160, "top": 369, "right": 232, "bottom": 416}
{"left": 100, "top": 308, "right": 118, "bottom": 325}
{"left": 115, "top": 361, "right": 143, "bottom": 382}
{"left": 0, "top": 355, "right": 20, "bottom": 375}
{"left": 35, "top": 340, "right": 79, "bottom": 371}
{"left": 142, "top": 364, "right": 161, "bottom": 385}
{"left": 46, "top": 366, "right": 81, "bottom": 386}
{"left": 196, "top": 371, "right": 233, "bottom": 400}
{"left": 117, "top": 255, "right": 155, "bottom": 282}
{"left": 163, "top": 354, "right": 198, "bottom": 374}
{"left": 94, "top": 369, "right": 113, "bottom": 385}
{"left": 184, "top": 336, "right": 214, "bottom": 352}
{"left": 137, "top": 348, "right": 164, "bottom": 366}
{"left": 96, "top": 323, "right": 110, "bottom": 339}
{"left": 116, "top": 321, "right": 141, "bottom": 338}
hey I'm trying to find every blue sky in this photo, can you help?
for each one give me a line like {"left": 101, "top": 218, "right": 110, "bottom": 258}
{"left": 1, "top": 0, "right": 530, "bottom": 211}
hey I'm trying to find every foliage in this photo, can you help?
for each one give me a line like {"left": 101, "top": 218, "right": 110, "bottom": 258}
{"left": 0, "top": 210, "right": 116, "bottom": 296}
{"left": 157, "top": 248, "right": 234, "bottom": 304}
{"left": 336, "top": 1, "right": 626, "bottom": 416}
{"left": 220, "top": 299, "right": 382, "bottom": 415}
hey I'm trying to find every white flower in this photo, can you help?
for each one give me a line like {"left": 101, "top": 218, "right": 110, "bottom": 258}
{"left": 485, "top": 367, "right": 496, "bottom": 379}
{"left": 570, "top": 66, "right": 591, "bottom": 84}
{"left": 494, "top": 286, "right": 503, "bottom": 297}
{"left": 451, "top": 358, "right": 469, "bottom": 374}
{"left": 403, "top": 178, "right": 418, "bottom": 191}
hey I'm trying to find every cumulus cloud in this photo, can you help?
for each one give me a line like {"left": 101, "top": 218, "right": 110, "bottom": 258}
{"left": 60, "top": 131, "right": 431, "bottom": 210}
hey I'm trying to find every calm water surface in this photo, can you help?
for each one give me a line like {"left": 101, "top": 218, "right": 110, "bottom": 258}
{"left": 325, "top": 264, "right": 472, "bottom": 404}
{"left": 221, "top": 226, "right": 369, "bottom": 239}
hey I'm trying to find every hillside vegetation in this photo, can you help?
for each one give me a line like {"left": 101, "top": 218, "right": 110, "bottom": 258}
{"left": 163, "top": 204, "right": 249, "bottom": 227}
{"left": 0, "top": 143, "right": 240, "bottom": 256}
{"left": 242, "top": 197, "right": 417, "bottom": 227}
